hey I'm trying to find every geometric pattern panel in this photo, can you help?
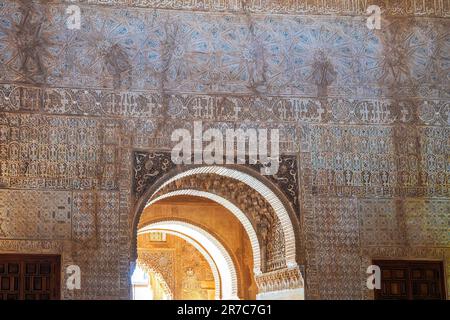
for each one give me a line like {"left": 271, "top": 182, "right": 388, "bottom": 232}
{"left": 68, "top": 191, "right": 121, "bottom": 300}
{"left": 312, "top": 197, "right": 362, "bottom": 299}
{"left": 69, "top": 247, "right": 121, "bottom": 300}
{"left": 0, "top": 112, "right": 118, "bottom": 190}
{"left": 310, "top": 125, "right": 397, "bottom": 195}
{"left": 72, "top": 192, "right": 97, "bottom": 242}
{"left": 0, "top": 190, "right": 71, "bottom": 240}
{"left": 405, "top": 199, "right": 450, "bottom": 246}
{"left": 417, "top": 127, "right": 449, "bottom": 195}
{"left": 71, "top": 191, "right": 121, "bottom": 244}
{"left": 309, "top": 125, "right": 449, "bottom": 198}
{"left": 359, "top": 199, "right": 405, "bottom": 247}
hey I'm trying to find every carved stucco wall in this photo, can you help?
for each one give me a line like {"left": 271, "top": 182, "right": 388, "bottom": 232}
{"left": 0, "top": 0, "right": 448, "bottom": 299}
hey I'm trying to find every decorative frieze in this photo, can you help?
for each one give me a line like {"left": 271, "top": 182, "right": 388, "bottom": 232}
{"left": 255, "top": 265, "right": 304, "bottom": 293}
{"left": 2, "top": 85, "right": 449, "bottom": 126}
{"left": 61, "top": 0, "right": 450, "bottom": 17}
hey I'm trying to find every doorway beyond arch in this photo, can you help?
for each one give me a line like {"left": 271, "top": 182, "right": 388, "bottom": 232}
{"left": 145, "top": 190, "right": 262, "bottom": 275}
{"left": 139, "top": 220, "right": 239, "bottom": 300}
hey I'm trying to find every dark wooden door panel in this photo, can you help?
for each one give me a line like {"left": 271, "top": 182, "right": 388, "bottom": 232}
{"left": 374, "top": 260, "right": 446, "bottom": 300}
{"left": 0, "top": 254, "right": 60, "bottom": 300}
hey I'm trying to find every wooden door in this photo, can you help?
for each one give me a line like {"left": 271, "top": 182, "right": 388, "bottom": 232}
{"left": 0, "top": 254, "right": 61, "bottom": 300}
{"left": 374, "top": 260, "right": 446, "bottom": 300}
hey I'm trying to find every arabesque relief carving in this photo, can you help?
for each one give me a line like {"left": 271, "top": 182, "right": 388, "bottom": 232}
{"left": 0, "top": 0, "right": 447, "bottom": 300}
